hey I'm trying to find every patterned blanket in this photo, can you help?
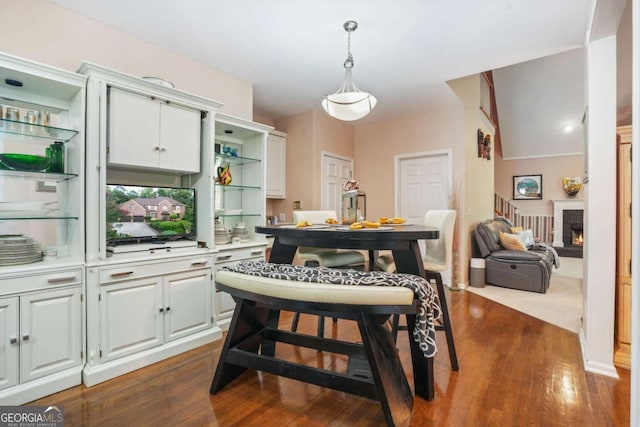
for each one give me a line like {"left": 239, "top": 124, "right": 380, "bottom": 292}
{"left": 223, "top": 260, "right": 441, "bottom": 358}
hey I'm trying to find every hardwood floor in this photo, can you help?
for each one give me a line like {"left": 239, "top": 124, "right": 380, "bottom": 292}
{"left": 30, "top": 289, "right": 630, "bottom": 426}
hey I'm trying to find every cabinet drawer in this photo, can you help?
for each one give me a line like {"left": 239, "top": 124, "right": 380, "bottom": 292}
{"left": 215, "top": 247, "right": 265, "bottom": 264}
{"left": 99, "top": 257, "right": 212, "bottom": 284}
{"left": 0, "top": 268, "right": 82, "bottom": 295}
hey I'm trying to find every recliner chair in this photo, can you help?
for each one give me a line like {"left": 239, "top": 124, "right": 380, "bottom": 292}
{"left": 474, "top": 217, "right": 554, "bottom": 293}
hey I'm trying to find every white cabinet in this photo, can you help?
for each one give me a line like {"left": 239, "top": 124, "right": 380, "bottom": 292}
{"left": 84, "top": 256, "right": 219, "bottom": 386}
{"left": 0, "top": 267, "right": 83, "bottom": 404}
{"left": 98, "top": 266, "right": 211, "bottom": 363}
{"left": 0, "top": 52, "right": 86, "bottom": 267}
{"left": 108, "top": 87, "right": 202, "bottom": 173}
{"left": 266, "top": 130, "right": 287, "bottom": 199}
{"left": 214, "top": 246, "right": 266, "bottom": 329}
{"left": 209, "top": 114, "right": 270, "bottom": 248}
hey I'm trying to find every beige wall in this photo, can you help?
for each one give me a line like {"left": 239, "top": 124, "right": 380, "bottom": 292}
{"left": 0, "top": 0, "right": 253, "bottom": 120}
{"left": 495, "top": 154, "right": 583, "bottom": 216}
{"left": 448, "top": 74, "right": 496, "bottom": 286}
{"left": 353, "top": 110, "right": 464, "bottom": 220}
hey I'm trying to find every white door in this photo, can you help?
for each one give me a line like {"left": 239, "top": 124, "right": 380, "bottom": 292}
{"left": 164, "top": 269, "right": 211, "bottom": 342}
{"left": 100, "top": 277, "right": 163, "bottom": 362}
{"left": 159, "top": 102, "right": 201, "bottom": 173}
{"left": 322, "top": 153, "right": 353, "bottom": 215}
{"left": 0, "top": 297, "right": 18, "bottom": 390}
{"left": 20, "top": 288, "right": 82, "bottom": 383}
{"left": 397, "top": 152, "right": 450, "bottom": 222}
{"left": 397, "top": 151, "right": 452, "bottom": 283}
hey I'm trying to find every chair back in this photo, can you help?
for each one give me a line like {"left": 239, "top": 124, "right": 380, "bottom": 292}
{"left": 423, "top": 210, "right": 457, "bottom": 269}
{"left": 293, "top": 210, "right": 338, "bottom": 224}
{"left": 292, "top": 210, "right": 339, "bottom": 255}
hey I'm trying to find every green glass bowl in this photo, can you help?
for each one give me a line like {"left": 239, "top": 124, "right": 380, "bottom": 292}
{"left": 0, "top": 153, "right": 52, "bottom": 172}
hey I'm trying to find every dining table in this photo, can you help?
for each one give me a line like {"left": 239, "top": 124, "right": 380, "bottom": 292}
{"left": 255, "top": 222, "right": 439, "bottom": 400}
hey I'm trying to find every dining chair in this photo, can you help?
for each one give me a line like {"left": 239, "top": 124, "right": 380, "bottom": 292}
{"left": 375, "top": 209, "right": 459, "bottom": 371}
{"left": 290, "top": 210, "right": 366, "bottom": 336}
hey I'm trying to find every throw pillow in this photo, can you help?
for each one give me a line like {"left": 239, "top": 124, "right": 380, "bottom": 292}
{"left": 499, "top": 231, "right": 527, "bottom": 251}
{"left": 518, "top": 229, "right": 535, "bottom": 247}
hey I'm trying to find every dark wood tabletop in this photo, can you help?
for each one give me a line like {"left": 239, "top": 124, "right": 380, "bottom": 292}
{"left": 255, "top": 223, "right": 438, "bottom": 277}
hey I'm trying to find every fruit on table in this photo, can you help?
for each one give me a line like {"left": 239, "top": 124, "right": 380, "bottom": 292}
{"left": 325, "top": 218, "right": 339, "bottom": 224}
{"left": 364, "top": 221, "right": 380, "bottom": 228}
{"left": 378, "top": 217, "right": 390, "bottom": 224}
{"left": 296, "top": 220, "right": 312, "bottom": 228}
{"left": 391, "top": 217, "right": 406, "bottom": 224}
{"left": 349, "top": 222, "right": 364, "bottom": 230}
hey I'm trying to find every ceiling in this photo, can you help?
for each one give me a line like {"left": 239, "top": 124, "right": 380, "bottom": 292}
{"left": 47, "top": 0, "right": 628, "bottom": 158}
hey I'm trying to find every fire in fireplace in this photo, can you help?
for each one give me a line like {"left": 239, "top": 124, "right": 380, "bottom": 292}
{"left": 563, "top": 209, "right": 584, "bottom": 248}
{"left": 571, "top": 224, "right": 584, "bottom": 246}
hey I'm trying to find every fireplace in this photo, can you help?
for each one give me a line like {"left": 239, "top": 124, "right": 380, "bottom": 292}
{"left": 552, "top": 199, "right": 584, "bottom": 258}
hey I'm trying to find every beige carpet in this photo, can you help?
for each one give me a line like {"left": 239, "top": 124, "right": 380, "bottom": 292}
{"left": 465, "top": 257, "right": 583, "bottom": 333}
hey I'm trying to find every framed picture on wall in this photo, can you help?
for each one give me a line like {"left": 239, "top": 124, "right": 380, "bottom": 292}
{"left": 513, "top": 175, "right": 543, "bottom": 200}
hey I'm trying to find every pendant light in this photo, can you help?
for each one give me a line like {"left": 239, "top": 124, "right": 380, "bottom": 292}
{"left": 321, "top": 21, "right": 377, "bottom": 121}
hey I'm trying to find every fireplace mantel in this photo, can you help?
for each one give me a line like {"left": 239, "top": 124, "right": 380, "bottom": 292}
{"left": 552, "top": 199, "right": 584, "bottom": 247}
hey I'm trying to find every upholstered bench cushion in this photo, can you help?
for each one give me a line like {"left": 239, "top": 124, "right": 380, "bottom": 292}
{"left": 216, "top": 270, "right": 415, "bottom": 305}
{"left": 220, "top": 260, "right": 441, "bottom": 358}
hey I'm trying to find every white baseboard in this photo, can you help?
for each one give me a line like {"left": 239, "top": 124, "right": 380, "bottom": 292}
{"left": 579, "top": 328, "right": 619, "bottom": 378}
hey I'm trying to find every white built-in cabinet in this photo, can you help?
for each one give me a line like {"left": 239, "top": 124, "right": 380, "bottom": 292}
{"left": 84, "top": 256, "right": 213, "bottom": 385}
{"left": 80, "top": 62, "right": 223, "bottom": 386}
{"left": 108, "top": 87, "right": 201, "bottom": 173}
{"left": 266, "top": 130, "right": 287, "bottom": 199}
{"left": 0, "top": 53, "right": 86, "bottom": 404}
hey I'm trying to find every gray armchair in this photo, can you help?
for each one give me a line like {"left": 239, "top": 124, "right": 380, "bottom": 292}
{"left": 474, "top": 217, "right": 555, "bottom": 293}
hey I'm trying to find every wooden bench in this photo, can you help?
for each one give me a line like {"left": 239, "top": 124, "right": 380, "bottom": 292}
{"left": 210, "top": 270, "right": 435, "bottom": 427}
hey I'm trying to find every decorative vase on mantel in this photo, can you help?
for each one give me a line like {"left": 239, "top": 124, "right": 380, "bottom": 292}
{"left": 563, "top": 177, "right": 582, "bottom": 198}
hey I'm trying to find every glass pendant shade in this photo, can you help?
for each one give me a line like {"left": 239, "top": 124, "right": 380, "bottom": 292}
{"left": 322, "top": 21, "right": 377, "bottom": 121}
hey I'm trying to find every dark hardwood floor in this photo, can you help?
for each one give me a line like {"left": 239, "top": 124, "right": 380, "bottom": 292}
{"left": 30, "top": 289, "right": 630, "bottom": 426}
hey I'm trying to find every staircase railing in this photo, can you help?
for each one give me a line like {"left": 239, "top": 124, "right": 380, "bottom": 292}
{"left": 494, "top": 193, "right": 554, "bottom": 243}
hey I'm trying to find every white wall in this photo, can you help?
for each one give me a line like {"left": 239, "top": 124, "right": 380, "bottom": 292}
{"left": 581, "top": 35, "right": 618, "bottom": 378}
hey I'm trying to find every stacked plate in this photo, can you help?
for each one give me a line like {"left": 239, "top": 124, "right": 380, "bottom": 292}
{"left": 0, "top": 235, "right": 42, "bottom": 266}
{"left": 231, "top": 223, "right": 251, "bottom": 243}
{"left": 214, "top": 221, "right": 231, "bottom": 245}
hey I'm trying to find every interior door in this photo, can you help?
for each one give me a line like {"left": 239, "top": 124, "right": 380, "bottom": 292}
{"left": 398, "top": 151, "right": 451, "bottom": 282}
{"left": 322, "top": 153, "right": 353, "bottom": 216}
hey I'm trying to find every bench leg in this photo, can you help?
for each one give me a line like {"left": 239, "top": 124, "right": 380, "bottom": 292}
{"left": 210, "top": 298, "right": 271, "bottom": 394}
{"left": 405, "top": 313, "right": 435, "bottom": 401}
{"left": 359, "top": 314, "right": 413, "bottom": 426}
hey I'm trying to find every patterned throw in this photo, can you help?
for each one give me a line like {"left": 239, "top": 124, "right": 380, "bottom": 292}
{"left": 223, "top": 260, "right": 441, "bottom": 358}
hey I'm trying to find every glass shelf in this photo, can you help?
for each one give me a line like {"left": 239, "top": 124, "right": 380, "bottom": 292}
{"left": 0, "top": 169, "right": 77, "bottom": 182}
{"left": 215, "top": 213, "right": 262, "bottom": 218}
{"left": 0, "top": 119, "right": 79, "bottom": 143}
{"left": 215, "top": 183, "right": 261, "bottom": 191}
{"left": 0, "top": 215, "right": 78, "bottom": 220}
{"left": 214, "top": 153, "right": 261, "bottom": 166}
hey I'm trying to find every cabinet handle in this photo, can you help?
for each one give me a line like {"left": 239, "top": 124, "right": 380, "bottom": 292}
{"left": 23, "top": 334, "right": 30, "bottom": 341}
{"left": 110, "top": 271, "right": 134, "bottom": 278}
{"left": 166, "top": 306, "right": 171, "bottom": 312}
{"left": 159, "top": 308, "right": 164, "bottom": 313}
{"left": 47, "top": 274, "right": 78, "bottom": 283}
{"left": 154, "top": 146, "right": 160, "bottom": 151}
{"left": 160, "top": 147, "right": 167, "bottom": 152}
{"left": 217, "top": 255, "right": 232, "bottom": 261}
{"left": 191, "top": 261, "right": 208, "bottom": 267}
{"left": 250, "top": 251, "right": 263, "bottom": 256}
{"left": 10, "top": 338, "right": 17, "bottom": 345}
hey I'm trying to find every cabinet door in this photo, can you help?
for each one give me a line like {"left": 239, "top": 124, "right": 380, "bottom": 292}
{"left": 164, "top": 269, "right": 211, "bottom": 342}
{"left": 109, "top": 88, "right": 161, "bottom": 169}
{"left": 266, "top": 133, "right": 286, "bottom": 198}
{"left": 100, "top": 277, "right": 163, "bottom": 362}
{"left": 20, "top": 288, "right": 81, "bottom": 384}
{"left": 159, "top": 103, "right": 201, "bottom": 173}
{"left": 0, "top": 298, "right": 18, "bottom": 391}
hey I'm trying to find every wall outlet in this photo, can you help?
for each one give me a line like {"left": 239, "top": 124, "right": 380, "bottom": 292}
{"left": 279, "top": 213, "right": 286, "bottom": 222}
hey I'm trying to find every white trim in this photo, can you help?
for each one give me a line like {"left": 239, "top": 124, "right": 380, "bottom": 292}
{"left": 502, "top": 151, "right": 583, "bottom": 161}
{"left": 579, "top": 329, "right": 619, "bottom": 378}
{"left": 321, "top": 151, "right": 354, "bottom": 210}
